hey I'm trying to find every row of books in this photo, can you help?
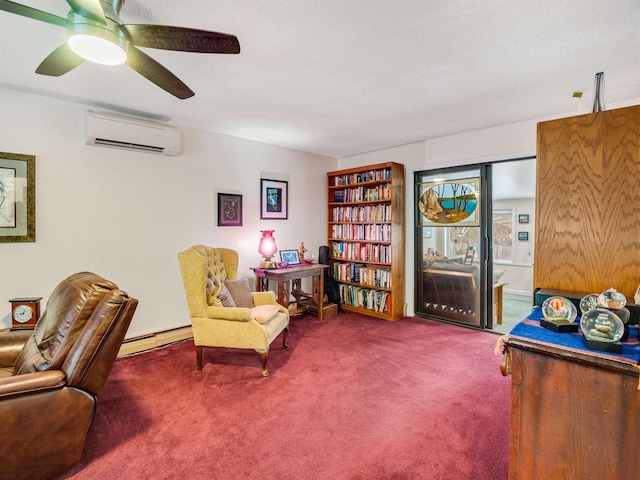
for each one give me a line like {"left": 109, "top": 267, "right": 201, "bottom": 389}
{"left": 339, "top": 284, "right": 390, "bottom": 313}
{"left": 331, "top": 168, "right": 392, "bottom": 186}
{"left": 331, "top": 241, "right": 391, "bottom": 263}
{"left": 330, "top": 223, "right": 392, "bottom": 242}
{"left": 332, "top": 184, "right": 391, "bottom": 203}
{"left": 332, "top": 262, "right": 392, "bottom": 288}
{"left": 331, "top": 204, "right": 391, "bottom": 223}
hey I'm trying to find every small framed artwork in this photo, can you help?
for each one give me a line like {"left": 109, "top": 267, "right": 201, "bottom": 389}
{"left": 217, "top": 193, "right": 243, "bottom": 227}
{"left": 518, "top": 232, "right": 529, "bottom": 241}
{"left": 260, "top": 179, "right": 288, "bottom": 220}
{"left": 279, "top": 249, "right": 300, "bottom": 264}
{"left": 518, "top": 214, "right": 529, "bottom": 224}
{"left": 0, "top": 152, "right": 36, "bottom": 243}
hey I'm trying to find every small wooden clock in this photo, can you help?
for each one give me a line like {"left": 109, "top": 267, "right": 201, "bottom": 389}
{"left": 10, "top": 297, "right": 42, "bottom": 329}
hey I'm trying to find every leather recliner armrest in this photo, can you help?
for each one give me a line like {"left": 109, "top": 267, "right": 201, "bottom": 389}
{"left": 0, "top": 330, "right": 33, "bottom": 368}
{"left": 0, "top": 370, "right": 66, "bottom": 398}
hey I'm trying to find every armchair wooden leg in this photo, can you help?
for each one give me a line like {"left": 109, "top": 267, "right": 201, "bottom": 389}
{"left": 260, "top": 351, "right": 269, "bottom": 378}
{"left": 196, "top": 345, "right": 203, "bottom": 371}
{"left": 282, "top": 327, "right": 289, "bottom": 350}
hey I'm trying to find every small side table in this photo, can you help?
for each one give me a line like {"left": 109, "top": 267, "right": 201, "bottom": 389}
{"left": 251, "top": 264, "right": 329, "bottom": 320}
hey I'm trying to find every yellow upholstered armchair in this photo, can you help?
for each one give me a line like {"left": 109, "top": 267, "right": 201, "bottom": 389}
{"left": 177, "top": 245, "right": 289, "bottom": 377}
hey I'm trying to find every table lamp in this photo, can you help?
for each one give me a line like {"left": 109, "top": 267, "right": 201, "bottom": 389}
{"left": 258, "top": 230, "right": 278, "bottom": 268}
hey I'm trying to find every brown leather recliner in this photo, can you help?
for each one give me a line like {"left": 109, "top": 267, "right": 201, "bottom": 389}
{"left": 0, "top": 272, "right": 138, "bottom": 480}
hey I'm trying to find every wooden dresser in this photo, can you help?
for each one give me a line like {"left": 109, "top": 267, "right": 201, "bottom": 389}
{"left": 502, "top": 322, "right": 640, "bottom": 479}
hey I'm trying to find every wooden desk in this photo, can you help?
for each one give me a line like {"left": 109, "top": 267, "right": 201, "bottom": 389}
{"left": 502, "top": 324, "right": 640, "bottom": 479}
{"left": 252, "top": 264, "right": 329, "bottom": 320}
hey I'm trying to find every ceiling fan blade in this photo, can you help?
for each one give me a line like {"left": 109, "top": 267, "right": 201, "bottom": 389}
{"left": 123, "top": 24, "right": 240, "bottom": 54}
{"left": 126, "top": 46, "right": 194, "bottom": 99}
{"left": 66, "top": 0, "right": 106, "bottom": 25}
{"left": 36, "top": 43, "right": 85, "bottom": 76}
{"left": 0, "top": 0, "right": 67, "bottom": 27}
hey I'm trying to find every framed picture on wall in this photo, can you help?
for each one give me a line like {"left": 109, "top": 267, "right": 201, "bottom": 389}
{"left": 518, "top": 231, "right": 529, "bottom": 241}
{"left": 0, "top": 152, "right": 36, "bottom": 243}
{"left": 260, "top": 179, "right": 288, "bottom": 220}
{"left": 217, "top": 193, "right": 243, "bottom": 227}
{"left": 518, "top": 214, "right": 529, "bottom": 224}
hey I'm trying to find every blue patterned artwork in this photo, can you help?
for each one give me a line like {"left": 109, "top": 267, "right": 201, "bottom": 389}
{"left": 417, "top": 178, "right": 479, "bottom": 226}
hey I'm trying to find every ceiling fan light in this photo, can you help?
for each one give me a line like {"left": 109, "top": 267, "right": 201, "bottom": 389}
{"left": 67, "top": 24, "right": 128, "bottom": 65}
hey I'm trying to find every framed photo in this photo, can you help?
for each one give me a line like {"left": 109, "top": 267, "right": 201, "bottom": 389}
{"left": 416, "top": 178, "right": 480, "bottom": 227}
{"left": 518, "top": 214, "right": 529, "bottom": 224}
{"left": 518, "top": 231, "right": 529, "bottom": 241}
{"left": 279, "top": 249, "right": 300, "bottom": 264}
{"left": 260, "top": 179, "right": 288, "bottom": 220}
{"left": 217, "top": 193, "right": 242, "bottom": 227}
{"left": 1, "top": 152, "right": 35, "bottom": 243}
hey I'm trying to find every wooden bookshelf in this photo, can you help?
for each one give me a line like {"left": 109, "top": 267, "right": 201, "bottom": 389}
{"left": 327, "top": 162, "right": 405, "bottom": 321}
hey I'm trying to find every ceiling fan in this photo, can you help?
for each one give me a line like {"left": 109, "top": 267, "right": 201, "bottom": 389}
{"left": 0, "top": 0, "right": 240, "bottom": 99}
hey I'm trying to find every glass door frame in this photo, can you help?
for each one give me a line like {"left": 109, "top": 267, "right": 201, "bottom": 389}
{"left": 414, "top": 164, "right": 494, "bottom": 329}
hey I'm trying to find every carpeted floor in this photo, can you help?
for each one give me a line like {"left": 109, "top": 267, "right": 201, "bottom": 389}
{"left": 58, "top": 312, "right": 511, "bottom": 480}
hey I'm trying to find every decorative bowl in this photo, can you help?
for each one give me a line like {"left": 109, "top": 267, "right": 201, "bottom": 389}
{"left": 304, "top": 258, "right": 314, "bottom": 264}
{"left": 277, "top": 262, "right": 289, "bottom": 268}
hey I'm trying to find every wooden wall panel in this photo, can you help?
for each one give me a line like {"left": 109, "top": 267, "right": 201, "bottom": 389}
{"left": 534, "top": 105, "right": 640, "bottom": 298}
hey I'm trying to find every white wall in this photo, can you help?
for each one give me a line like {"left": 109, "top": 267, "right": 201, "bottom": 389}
{"left": 493, "top": 198, "right": 535, "bottom": 298}
{"left": 339, "top": 98, "right": 640, "bottom": 316}
{"left": 0, "top": 88, "right": 337, "bottom": 337}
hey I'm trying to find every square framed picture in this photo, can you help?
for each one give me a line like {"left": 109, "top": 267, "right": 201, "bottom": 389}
{"left": 260, "top": 179, "right": 288, "bottom": 220}
{"left": 518, "top": 214, "right": 529, "bottom": 224}
{"left": 1, "top": 152, "right": 36, "bottom": 242}
{"left": 518, "top": 231, "right": 529, "bottom": 241}
{"left": 217, "top": 193, "right": 243, "bottom": 227}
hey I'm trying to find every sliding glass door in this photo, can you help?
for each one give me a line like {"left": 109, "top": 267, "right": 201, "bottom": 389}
{"left": 415, "top": 158, "right": 536, "bottom": 330}
{"left": 415, "top": 166, "right": 488, "bottom": 327}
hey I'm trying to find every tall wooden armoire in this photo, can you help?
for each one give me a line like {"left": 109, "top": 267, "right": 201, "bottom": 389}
{"left": 534, "top": 104, "right": 640, "bottom": 299}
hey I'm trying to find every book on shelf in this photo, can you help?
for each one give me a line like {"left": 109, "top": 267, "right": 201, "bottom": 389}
{"left": 338, "top": 284, "right": 390, "bottom": 313}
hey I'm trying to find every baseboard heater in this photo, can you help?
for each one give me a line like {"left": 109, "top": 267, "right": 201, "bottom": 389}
{"left": 118, "top": 325, "right": 193, "bottom": 357}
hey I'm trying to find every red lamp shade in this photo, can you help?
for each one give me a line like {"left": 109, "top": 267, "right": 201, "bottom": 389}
{"left": 258, "top": 230, "right": 278, "bottom": 261}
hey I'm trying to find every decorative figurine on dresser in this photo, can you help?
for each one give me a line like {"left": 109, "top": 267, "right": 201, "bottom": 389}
{"left": 579, "top": 288, "right": 631, "bottom": 352}
{"left": 9, "top": 297, "right": 42, "bottom": 329}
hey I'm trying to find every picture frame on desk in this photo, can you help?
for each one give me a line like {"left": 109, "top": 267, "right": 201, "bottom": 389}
{"left": 217, "top": 193, "right": 243, "bottom": 227}
{"left": 0, "top": 152, "right": 35, "bottom": 243}
{"left": 279, "top": 249, "right": 300, "bottom": 264}
{"left": 260, "top": 179, "right": 288, "bottom": 219}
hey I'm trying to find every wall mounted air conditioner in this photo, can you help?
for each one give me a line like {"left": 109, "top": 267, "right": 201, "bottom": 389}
{"left": 85, "top": 111, "right": 182, "bottom": 156}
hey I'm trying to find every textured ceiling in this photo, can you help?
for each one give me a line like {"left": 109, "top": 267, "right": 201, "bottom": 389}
{"left": 1, "top": 0, "right": 639, "bottom": 158}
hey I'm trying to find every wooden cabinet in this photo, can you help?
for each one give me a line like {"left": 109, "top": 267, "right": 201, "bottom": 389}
{"left": 327, "top": 162, "right": 405, "bottom": 321}
{"left": 503, "top": 336, "right": 640, "bottom": 480}
{"left": 535, "top": 105, "right": 640, "bottom": 298}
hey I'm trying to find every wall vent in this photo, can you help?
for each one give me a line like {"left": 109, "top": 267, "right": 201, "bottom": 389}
{"left": 85, "top": 110, "right": 182, "bottom": 156}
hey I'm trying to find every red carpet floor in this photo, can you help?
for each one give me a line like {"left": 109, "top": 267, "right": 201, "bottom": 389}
{"left": 59, "top": 313, "right": 510, "bottom": 480}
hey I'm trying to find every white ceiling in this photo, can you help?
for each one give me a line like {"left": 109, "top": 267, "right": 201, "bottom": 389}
{"left": 1, "top": 1, "right": 639, "bottom": 158}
